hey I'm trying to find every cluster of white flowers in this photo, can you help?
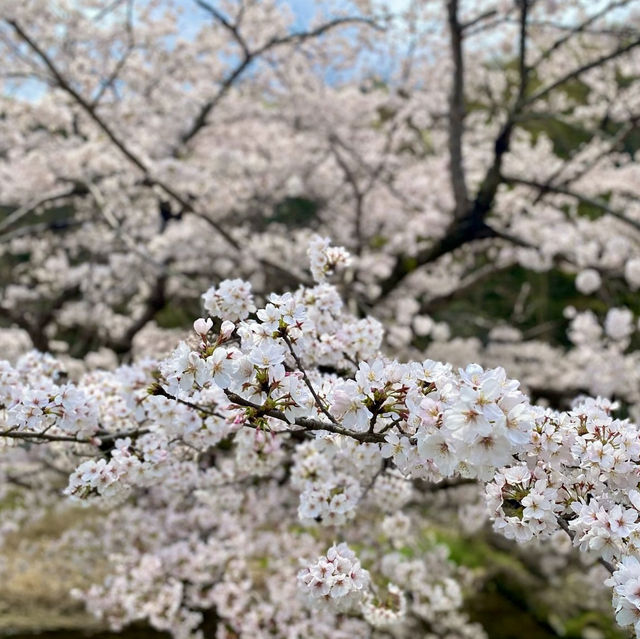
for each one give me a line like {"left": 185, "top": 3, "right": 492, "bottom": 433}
{"left": 298, "top": 474, "right": 362, "bottom": 525}
{"left": 571, "top": 498, "right": 640, "bottom": 562}
{"left": 486, "top": 463, "right": 559, "bottom": 543}
{"left": 604, "top": 307, "right": 635, "bottom": 342}
{"left": 111, "top": 251, "right": 640, "bottom": 637}
{"left": 297, "top": 543, "right": 370, "bottom": 608}
{"left": 4, "top": 238, "right": 640, "bottom": 637}
{"left": 292, "top": 437, "right": 378, "bottom": 526}
{"left": 608, "top": 556, "right": 640, "bottom": 635}
{"left": 5, "top": 0, "right": 640, "bottom": 633}
{"left": 307, "top": 235, "right": 352, "bottom": 283}
{"left": 6, "top": 383, "right": 99, "bottom": 438}
{"left": 381, "top": 512, "right": 412, "bottom": 547}
{"left": 65, "top": 438, "right": 139, "bottom": 501}
{"left": 201, "top": 279, "right": 256, "bottom": 322}
{"left": 361, "top": 583, "right": 407, "bottom": 628}
{"left": 65, "top": 433, "right": 172, "bottom": 502}
{"left": 0, "top": 353, "right": 99, "bottom": 439}
{"left": 371, "top": 470, "right": 413, "bottom": 513}
{"left": 379, "top": 544, "right": 485, "bottom": 637}
{"left": 404, "top": 362, "right": 535, "bottom": 481}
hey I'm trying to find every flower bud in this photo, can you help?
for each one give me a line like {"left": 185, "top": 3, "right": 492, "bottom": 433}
{"left": 193, "top": 317, "right": 213, "bottom": 337}
{"left": 220, "top": 320, "right": 235, "bottom": 339}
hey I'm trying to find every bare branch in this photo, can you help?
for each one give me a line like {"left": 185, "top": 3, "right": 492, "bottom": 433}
{"left": 461, "top": 9, "right": 498, "bottom": 32}
{"left": 0, "top": 185, "right": 87, "bottom": 234}
{"left": 178, "top": 14, "right": 380, "bottom": 148}
{"left": 0, "top": 427, "right": 149, "bottom": 445}
{"left": 516, "top": 0, "right": 530, "bottom": 103}
{"left": 282, "top": 332, "right": 339, "bottom": 425}
{"left": 195, "top": 0, "right": 250, "bottom": 56}
{"left": 178, "top": 56, "right": 253, "bottom": 147}
{"left": 447, "top": 0, "right": 469, "bottom": 219}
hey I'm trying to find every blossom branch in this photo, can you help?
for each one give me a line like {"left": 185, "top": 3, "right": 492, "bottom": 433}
{"left": 223, "top": 390, "right": 386, "bottom": 444}
{"left": 556, "top": 516, "right": 615, "bottom": 575}
{"left": 503, "top": 174, "right": 640, "bottom": 233}
{"left": 0, "top": 427, "right": 149, "bottom": 445}
{"left": 524, "top": 35, "right": 640, "bottom": 108}
{"left": 281, "top": 332, "right": 339, "bottom": 426}
{"left": 179, "top": 10, "right": 381, "bottom": 148}
{"left": 5, "top": 19, "right": 241, "bottom": 252}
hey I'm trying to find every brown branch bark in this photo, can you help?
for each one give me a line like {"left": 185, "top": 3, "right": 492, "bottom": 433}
{"left": 223, "top": 390, "right": 387, "bottom": 444}
{"left": 447, "top": 0, "right": 469, "bottom": 219}
{"left": 374, "top": 1, "right": 531, "bottom": 302}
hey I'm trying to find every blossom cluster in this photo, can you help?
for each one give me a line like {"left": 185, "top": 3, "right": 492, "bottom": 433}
{"left": 1, "top": 238, "right": 640, "bottom": 637}
{"left": 3, "top": 0, "right": 640, "bottom": 635}
{"left": 0, "top": 353, "right": 99, "bottom": 439}
{"left": 297, "top": 543, "right": 370, "bottom": 608}
{"left": 307, "top": 235, "right": 352, "bottom": 283}
{"left": 201, "top": 279, "right": 256, "bottom": 323}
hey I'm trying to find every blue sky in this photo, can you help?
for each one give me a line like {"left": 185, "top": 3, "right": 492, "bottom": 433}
{"left": 6, "top": 0, "right": 409, "bottom": 100}
{"left": 177, "top": 0, "right": 411, "bottom": 34}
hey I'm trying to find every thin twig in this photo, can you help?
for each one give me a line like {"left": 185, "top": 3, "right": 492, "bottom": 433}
{"left": 281, "top": 332, "right": 338, "bottom": 425}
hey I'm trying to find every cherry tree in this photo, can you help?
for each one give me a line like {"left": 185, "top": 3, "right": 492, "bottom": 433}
{"left": 1, "top": 1, "right": 639, "bottom": 385}
{"left": 2, "top": 0, "right": 640, "bottom": 637}
{"left": 1, "top": 237, "right": 640, "bottom": 637}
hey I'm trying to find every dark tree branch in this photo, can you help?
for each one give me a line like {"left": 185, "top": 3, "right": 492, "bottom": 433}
{"left": 516, "top": 0, "right": 530, "bottom": 103}
{"left": 503, "top": 174, "right": 640, "bottom": 233}
{"left": 373, "top": 0, "right": 639, "bottom": 304}
{"left": 281, "top": 332, "right": 338, "bottom": 425}
{"left": 447, "top": 0, "right": 469, "bottom": 219}
{"left": 6, "top": 19, "right": 241, "bottom": 251}
{"left": 461, "top": 9, "right": 498, "bottom": 32}
{"left": 178, "top": 55, "right": 253, "bottom": 147}
{"left": 524, "top": 35, "right": 640, "bottom": 107}
{"left": 530, "top": 0, "right": 635, "bottom": 69}
{"left": 0, "top": 285, "right": 80, "bottom": 352}
{"left": 195, "top": 0, "right": 250, "bottom": 57}
{"left": 374, "top": 1, "right": 533, "bottom": 302}
{"left": 0, "top": 184, "right": 88, "bottom": 234}
{"left": 224, "top": 390, "right": 387, "bottom": 444}
{"left": 0, "top": 426, "right": 149, "bottom": 445}
{"left": 178, "top": 13, "right": 380, "bottom": 148}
